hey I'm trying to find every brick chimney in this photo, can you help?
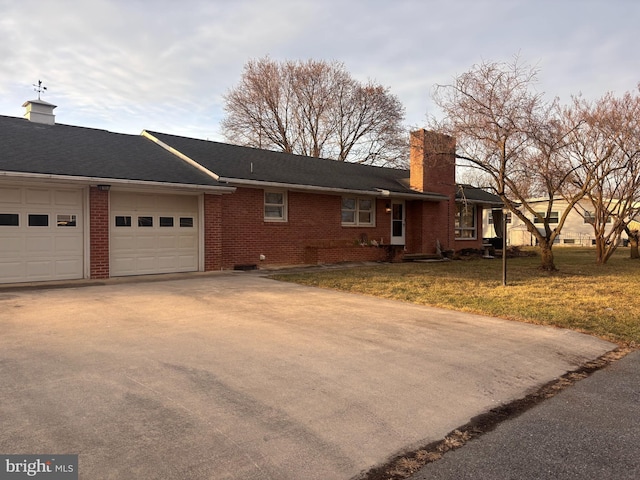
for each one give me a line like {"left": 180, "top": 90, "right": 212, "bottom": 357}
{"left": 22, "top": 99, "right": 57, "bottom": 125}
{"left": 409, "top": 129, "right": 456, "bottom": 196}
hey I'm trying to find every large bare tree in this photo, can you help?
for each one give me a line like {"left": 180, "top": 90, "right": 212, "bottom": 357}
{"left": 431, "top": 58, "right": 592, "bottom": 271}
{"left": 568, "top": 90, "right": 640, "bottom": 263}
{"left": 221, "top": 57, "right": 408, "bottom": 166}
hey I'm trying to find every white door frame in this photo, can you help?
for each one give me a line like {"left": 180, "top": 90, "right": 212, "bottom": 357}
{"left": 390, "top": 200, "right": 405, "bottom": 245}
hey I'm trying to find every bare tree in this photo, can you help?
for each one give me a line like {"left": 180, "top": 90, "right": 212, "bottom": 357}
{"left": 569, "top": 90, "right": 640, "bottom": 263}
{"left": 431, "top": 58, "right": 589, "bottom": 271}
{"left": 222, "top": 57, "right": 408, "bottom": 166}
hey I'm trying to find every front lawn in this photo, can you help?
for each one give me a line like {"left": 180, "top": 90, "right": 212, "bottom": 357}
{"left": 271, "top": 248, "right": 639, "bottom": 346}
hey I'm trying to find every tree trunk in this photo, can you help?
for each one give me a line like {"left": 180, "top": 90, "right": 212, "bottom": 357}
{"left": 595, "top": 238, "right": 606, "bottom": 265}
{"left": 630, "top": 233, "right": 639, "bottom": 259}
{"left": 539, "top": 242, "right": 557, "bottom": 271}
{"left": 624, "top": 228, "right": 639, "bottom": 259}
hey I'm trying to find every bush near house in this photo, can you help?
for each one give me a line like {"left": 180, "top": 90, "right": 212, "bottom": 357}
{"left": 271, "top": 248, "right": 639, "bottom": 346}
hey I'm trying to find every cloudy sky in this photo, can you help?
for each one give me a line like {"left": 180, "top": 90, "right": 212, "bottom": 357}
{"left": 1, "top": 0, "right": 637, "bottom": 142}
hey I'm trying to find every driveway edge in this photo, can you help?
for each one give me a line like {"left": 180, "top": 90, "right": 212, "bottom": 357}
{"left": 356, "top": 346, "right": 634, "bottom": 480}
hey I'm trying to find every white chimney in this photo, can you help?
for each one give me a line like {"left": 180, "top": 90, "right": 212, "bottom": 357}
{"left": 22, "top": 99, "right": 57, "bottom": 125}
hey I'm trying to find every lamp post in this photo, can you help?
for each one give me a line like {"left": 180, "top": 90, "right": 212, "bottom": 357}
{"left": 502, "top": 207, "right": 508, "bottom": 286}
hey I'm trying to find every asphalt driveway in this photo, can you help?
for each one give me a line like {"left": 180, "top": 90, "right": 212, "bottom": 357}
{"left": 0, "top": 273, "right": 615, "bottom": 479}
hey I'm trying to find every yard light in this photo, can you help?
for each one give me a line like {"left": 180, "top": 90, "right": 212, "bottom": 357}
{"left": 502, "top": 207, "right": 509, "bottom": 286}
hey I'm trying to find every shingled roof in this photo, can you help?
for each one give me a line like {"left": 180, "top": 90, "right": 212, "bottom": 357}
{"left": 0, "top": 113, "right": 502, "bottom": 205}
{"left": 144, "top": 130, "right": 448, "bottom": 200}
{"left": 457, "top": 185, "right": 504, "bottom": 206}
{"left": 0, "top": 115, "right": 230, "bottom": 189}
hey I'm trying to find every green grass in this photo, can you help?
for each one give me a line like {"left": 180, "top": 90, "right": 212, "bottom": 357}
{"left": 271, "top": 248, "right": 640, "bottom": 346}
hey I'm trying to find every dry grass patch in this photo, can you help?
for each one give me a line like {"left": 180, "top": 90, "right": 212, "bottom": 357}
{"left": 271, "top": 248, "right": 639, "bottom": 345}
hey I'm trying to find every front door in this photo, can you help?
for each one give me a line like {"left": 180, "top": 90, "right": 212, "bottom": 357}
{"left": 390, "top": 200, "right": 405, "bottom": 245}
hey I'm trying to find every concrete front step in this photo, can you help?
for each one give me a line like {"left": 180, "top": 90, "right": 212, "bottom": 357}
{"left": 403, "top": 253, "right": 443, "bottom": 262}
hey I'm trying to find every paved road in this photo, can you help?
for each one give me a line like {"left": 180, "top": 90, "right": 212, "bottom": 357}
{"left": 0, "top": 274, "right": 615, "bottom": 479}
{"left": 408, "top": 350, "right": 640, "bottom": 480}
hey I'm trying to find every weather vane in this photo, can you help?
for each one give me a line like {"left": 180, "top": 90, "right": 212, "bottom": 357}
{"left": 33, "top": 80, "right": 47, "bottom": 100}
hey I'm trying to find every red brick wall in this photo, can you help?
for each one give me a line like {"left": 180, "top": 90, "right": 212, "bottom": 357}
{"left": 89, "top": 187, "right": 109, "bottom": 279}
{"left": 203, "top": 194, "right": 223, "bottom": 271}
{"left": 405, "top": 199, "right": 454, "bottom": 254}
{"left": 220, "top": 187, "right": 395, "bottom": 268}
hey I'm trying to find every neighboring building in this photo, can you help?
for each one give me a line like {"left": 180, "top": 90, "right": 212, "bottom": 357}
{"left": 483, "top": 197, "right": 629, "bottom": 247}
{"left": 0, "top": 99, "right": 501, "bottom": 284}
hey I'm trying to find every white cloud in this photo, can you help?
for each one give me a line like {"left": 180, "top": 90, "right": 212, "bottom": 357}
{"left": 0, "top": 0, "right": 638, "bottom": 139}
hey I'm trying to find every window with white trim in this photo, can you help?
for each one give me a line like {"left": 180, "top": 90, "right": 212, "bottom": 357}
{"left": 0, "top": 214, "right": 19, "bottom": 226}
{"left": 160, "top": 217, "right": 174, "bottom": 227}
{"left": 180, "top": 217, "right": 194, "bottom": 227}
{"left": 264, "top": 190, "right": 287, "bottom": 222}
{"left": 57, "top": 214, "right": 77, "bottom": 227}
{"left": 28, "top": 214, "right": 49, "bottom": 227}
{"left": 455, "top": 204, "right": 476, "bottom": 239}
{"left": 115, "top": 216, "right": 132, "bottom": 227}
{"left": 341, "top": 197, "right": 375, "bottom": 226}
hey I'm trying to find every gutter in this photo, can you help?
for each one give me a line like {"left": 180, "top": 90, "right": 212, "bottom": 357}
{"left": 375, "top": 188, "right": 449, "bottom": 201}
{"left": 221, "top": 178, "right": 448, "bottom": 200}
{"left": 457, "top": 198, "right": 504, "bottom": 206}
{"left": 0, "top": 170, "right": 236, "bottom": 193}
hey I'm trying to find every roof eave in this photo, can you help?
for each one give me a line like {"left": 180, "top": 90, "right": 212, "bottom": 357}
{"left": 0, "top": 170, "right": 236, "bottom": 193}
{"left": 220, "top": 177, "right": 448, "bottom": 200}
{"left": 456, "top": 197, "right": 505, "bottom": 206}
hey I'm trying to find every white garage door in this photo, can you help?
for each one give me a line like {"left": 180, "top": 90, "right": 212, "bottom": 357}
{"left": 0, "top": 185, "right": 84, "bottom": 283}
{"left": 110, "top": 192, "right": 199, "bottom": 276}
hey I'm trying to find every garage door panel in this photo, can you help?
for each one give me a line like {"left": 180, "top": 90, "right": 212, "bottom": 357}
{"left": 54, "top": 190, "right": 82, "bottom": 205}
{"left": 135, "top": 235, "right": 158, "bottom": 249}
{"left": 55, "top": 259, "right": 83, "bottom": 276}
{"left": 26, "top": 260, "right": 53, "bottom": 278}
{"left": 178, "top": 255, "right": 197, "bottom": 269}
{"left": 135, "top": 257, "right": 157, "bottom": 272}
{"left": 158, "top": 236, "right": 177, "bottom": 248}
{"left": 55, "top": 235, "right": 83, "bottom": 253}
{"left": 111, "top": 257, "right": 134, "bottom": 275}
{"left": 158, "top": 256, "right": 178, "bottom": 269}
{"left": 25, "top": 188, "right": 52, "bottom": 204}
{"left": 0, "top": 188, "right": 21, "bottom": 203}
{"left": 135, "top": 195, "right": 160, "bottom": 210}
{"left": 111, "top": 235, "right": 136, "bottom": 252}
{"left": 178, "top": 235, "right": 197, "bottom": 248}
{"left": 26, "top": 236, "right": 54, "bottom": 254}
{"left": 2, "top": 236, "right": 23, "bottom": 254}
{"left": 0, "top": 261, "right": 25, "bottom": 282}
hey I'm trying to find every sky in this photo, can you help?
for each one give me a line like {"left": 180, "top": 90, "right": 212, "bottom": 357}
{"left": 1, "top": 0, "right": 638, "bottom": 143}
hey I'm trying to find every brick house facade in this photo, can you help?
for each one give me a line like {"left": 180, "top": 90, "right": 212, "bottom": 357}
{"left": 0, "top": 101, "right": 501, "bottom": 284}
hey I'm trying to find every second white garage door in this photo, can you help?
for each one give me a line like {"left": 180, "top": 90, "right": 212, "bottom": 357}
{"left": 110, "top": 192, "right": 199, "bottom": 277}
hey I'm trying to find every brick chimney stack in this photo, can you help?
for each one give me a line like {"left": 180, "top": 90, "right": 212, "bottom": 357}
{"left": 409, "top": 129, "right": 456, "bottom": 196}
